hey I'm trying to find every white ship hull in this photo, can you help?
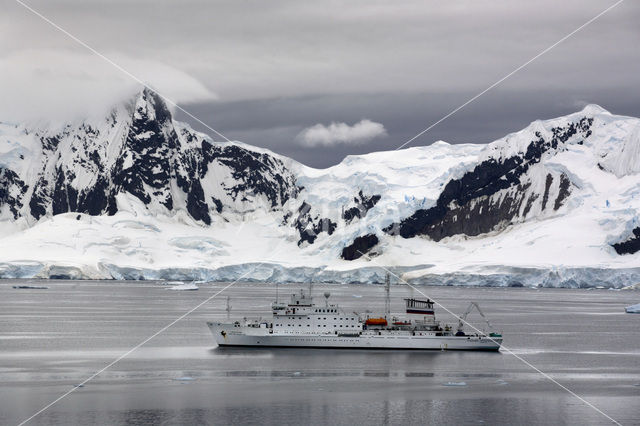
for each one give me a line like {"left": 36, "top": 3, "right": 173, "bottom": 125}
{"left": 207, "top": 322, "right": 502, "bottom": 351}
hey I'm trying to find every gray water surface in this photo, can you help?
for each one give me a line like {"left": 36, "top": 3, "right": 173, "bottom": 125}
{"left": 1, "top": 281, "right": 639, "bottom": 425}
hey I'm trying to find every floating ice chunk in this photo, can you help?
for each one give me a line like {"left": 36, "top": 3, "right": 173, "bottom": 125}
{"left": 622, "top": 283, "right": 640, "bottom": 291}
{"left": 168, "top": 283, "right": 199, "bottom": 291}
{"left": 174, "top": 376, "right": 195, "bottom": 381}
{"left": 625, "top": 303, "right": 640, "bottom": 313}
{"left": 442, "top": 381, "right": 467, "bottom": 387}
{"left": 12, "top": 285, "right": 48, "bottom": 289}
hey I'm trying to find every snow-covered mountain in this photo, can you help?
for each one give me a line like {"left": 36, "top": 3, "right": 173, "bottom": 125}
{"left": 0, "top": 88, "right": 298, "bottom": 227}
{"left": 1, "top": 90, "right": 639, "bottom": 287}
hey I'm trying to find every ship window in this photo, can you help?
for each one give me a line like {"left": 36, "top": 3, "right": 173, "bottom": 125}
{"left": 323, "top": 325, "right": 326, "bottom": 327}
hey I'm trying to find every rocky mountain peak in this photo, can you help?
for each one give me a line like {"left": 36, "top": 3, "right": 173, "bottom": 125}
{"left": 0, "top": 87, "right": 299, "bottom": 225}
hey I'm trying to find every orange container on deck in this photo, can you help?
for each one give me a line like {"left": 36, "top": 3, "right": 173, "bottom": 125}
{"left": 365, "top": 318, "right": 387, "bottom": 326}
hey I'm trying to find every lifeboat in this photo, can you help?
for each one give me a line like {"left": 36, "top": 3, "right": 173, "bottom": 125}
{"left": 365, "top": 318, "right": 387, "bottom": 326}
{"left": 393, "top": 321, "right": 411, "bottom": 326}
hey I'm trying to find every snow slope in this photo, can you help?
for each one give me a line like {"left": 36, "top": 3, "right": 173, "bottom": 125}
{"left": 1, "top": 92, "right": 640, "bottom": 288}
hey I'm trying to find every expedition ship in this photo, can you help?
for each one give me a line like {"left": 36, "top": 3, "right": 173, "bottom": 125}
{"left": 207, "top": 277, "right": 502, "bottom": 351}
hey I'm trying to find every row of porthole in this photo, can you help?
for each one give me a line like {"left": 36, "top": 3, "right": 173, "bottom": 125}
{"left": 276, "top": 324, "right": 358, "bottom": 328}
{"left": 299, "top": 317, "right": 355, "bottom": 321}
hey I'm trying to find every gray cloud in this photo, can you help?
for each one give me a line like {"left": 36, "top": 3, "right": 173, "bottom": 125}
{"left": 3, "top": 0, "right": 639, "bottom": 165}
{"left": 0, "top": 49, "right": 217, "bottom": 122}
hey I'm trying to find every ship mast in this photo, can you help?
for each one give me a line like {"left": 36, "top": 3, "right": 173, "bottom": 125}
{"left": 384, "top": 272, "right": 391, "bottom": 319}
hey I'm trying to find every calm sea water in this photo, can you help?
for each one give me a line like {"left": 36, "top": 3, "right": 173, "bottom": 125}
{"left": 0, "top": 280, "right": 639, "bottom": 425}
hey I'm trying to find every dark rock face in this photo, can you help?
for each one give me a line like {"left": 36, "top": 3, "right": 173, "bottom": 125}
{"left": 78, "top": 177, "right": 114, "bottom": 216}
{"left": 172, "top": 138, "right": 299, "bottom": 224}
{"left": 554, "top": 174, "right": 571, "bottom": 211}
{"left": 200, "top": 142, "right": 298, "bottom": 209}
{"left": 3, "top": 88, "right": 299, "bottom": 225}
{"left": 343, "top": 191, "right": 381, "bottom": 223}
{"left": 612, "top": 227, "right": 640, "bottom": 255}
{"left": 112, "top": 89, "right": 176, "bottom": 211}
{"left": 0, "top": 168, "right": 28, "bottom": 219}
{"left": 185, "top": 180, "right": 211, "bottom": 225}
{"left": 341, "top": 234, "right": 379, "bottom": 260}
{"left": 385, "top": 117, "right": 593, "bottom": 241}
{"left": 29, "top": 176, "right": 50, "bottom": 220}
{"left": 541, "top": 173, "right": 553, "bottom": 211}
{"left": 292, "top": 202, "right": 337, "bottom": 246}
{"left": 289, "top": 189, "right": 380, "bottom": 248}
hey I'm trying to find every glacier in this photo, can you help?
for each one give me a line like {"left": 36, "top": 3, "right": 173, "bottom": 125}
{"left": 1, "top": 90, "right": 640, "bottom": 287}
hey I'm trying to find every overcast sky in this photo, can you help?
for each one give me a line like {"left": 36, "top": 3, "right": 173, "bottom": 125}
{"left": 2, "top": 0, "right": 639, "bottom": 167}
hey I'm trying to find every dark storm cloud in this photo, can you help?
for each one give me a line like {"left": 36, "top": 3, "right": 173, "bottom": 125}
{"left": 3, "top": 0, "right": 639, "bottom": 166}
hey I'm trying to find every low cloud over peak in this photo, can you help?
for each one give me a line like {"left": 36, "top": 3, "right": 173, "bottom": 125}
{"left": 296, "top": 119, "right": 387, "bottom": 147}
{"left": 0, "top": 50, "right": 217, "bottom": 122}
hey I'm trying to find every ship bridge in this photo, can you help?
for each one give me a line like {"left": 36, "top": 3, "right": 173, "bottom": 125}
{"left": 270, "top": 289, "right": 361, "bottom": 334}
